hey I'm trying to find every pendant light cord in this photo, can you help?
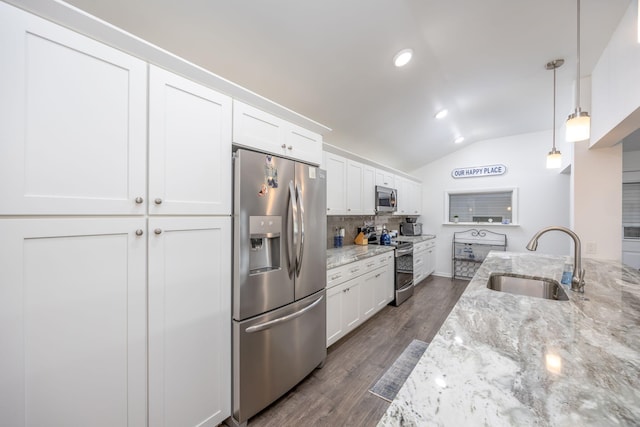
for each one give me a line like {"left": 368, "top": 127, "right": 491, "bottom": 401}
{"left": 575, "top": 0, "right": 581, "bottom": 109}
{"left": 553, "top": 64, "right": 557, "bottom": 150}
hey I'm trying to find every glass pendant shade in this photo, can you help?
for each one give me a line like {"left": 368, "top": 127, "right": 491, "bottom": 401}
{"left": 566, "top": 109, "right": 591, "bottom": 142}
{"left": 546, "top": 149, "right": 562, "bottom": 169}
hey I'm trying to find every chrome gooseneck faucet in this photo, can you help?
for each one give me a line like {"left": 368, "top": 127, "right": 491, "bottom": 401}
{"left": 526, "top": 226, "right": 586, "bottom": 293}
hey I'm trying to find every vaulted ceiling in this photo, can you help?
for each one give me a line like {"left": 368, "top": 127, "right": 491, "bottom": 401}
{"left": 64, "top": 0, "right": 632, "bottom": 170}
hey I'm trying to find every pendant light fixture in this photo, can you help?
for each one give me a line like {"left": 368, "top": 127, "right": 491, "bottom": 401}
{"left": 547, "top": 59, "right": 564, "bottom": 169}
{"left": 566, "top": 0, "right": 591, "bottom": 142}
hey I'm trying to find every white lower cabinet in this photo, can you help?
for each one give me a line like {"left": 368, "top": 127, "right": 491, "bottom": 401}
{"left": 0, "top": 218, "right": 147, "bottom": 427}
{"left": 0, "top": 216, "right": 232, "bottom": 427}
{"left": 414, "top": 239, "right": 436, "bottom": 285}
{"left": 148, "top": 217, "right": 231, "bottom": 427}
{"left": 326, "top": 252, "right": 394, "bottom": 347}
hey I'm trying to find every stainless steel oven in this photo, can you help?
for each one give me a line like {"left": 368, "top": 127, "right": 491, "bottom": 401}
{"left": 393, "top": 241, "right": 414, "bottom": 306}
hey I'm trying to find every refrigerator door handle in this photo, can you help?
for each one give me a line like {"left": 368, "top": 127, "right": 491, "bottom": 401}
{"left": 287, "top": 181, "right": 298, "bottom": 278}
{"left": 244, "top": 295, "right": 324, "bottom": 334}
{"left": 295, "top": 184, "right": 305, "bottom": 277}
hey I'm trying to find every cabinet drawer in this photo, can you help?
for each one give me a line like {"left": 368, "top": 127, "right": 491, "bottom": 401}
{"left": 327, "top": 252, "right": 392, "bottom": 289}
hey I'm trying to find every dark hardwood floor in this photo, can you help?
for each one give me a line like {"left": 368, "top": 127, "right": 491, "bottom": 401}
{"left": 246, "top": 275, "right": 469, "bottom": 427}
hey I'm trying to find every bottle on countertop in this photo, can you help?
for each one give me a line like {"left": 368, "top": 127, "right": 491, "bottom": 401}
{"left": 380, "top": 227, "right": 391, "bottom": 245}
{"left": 561, "top": 262, "right": 573, "bottom": 285}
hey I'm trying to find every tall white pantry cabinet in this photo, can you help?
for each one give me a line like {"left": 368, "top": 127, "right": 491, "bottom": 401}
{"left": 0, "top": 3, "right": 231, "bottom": 427}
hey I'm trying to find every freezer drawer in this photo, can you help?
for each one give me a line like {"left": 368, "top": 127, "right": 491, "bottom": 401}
{"left": 232, "top": 290, "right": 326, "bottom": 424}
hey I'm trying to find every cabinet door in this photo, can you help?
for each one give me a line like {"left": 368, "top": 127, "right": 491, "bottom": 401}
{"left": 324, "top": 152, "right": 347, "bottom": 215}
{"left": 360, "top": 270, "right": 377, "bottom": 320}
{"left": 384, "top": 253, "right": 395, "bottom": 303}
{"left": 426, "top": 243, "right": 437, "bottom": 276}
{"left": 0, "top": 218, "right": 147, "bottom": 427}
{"left": 148, "top": 217, "right": 231, "bottom": 427}
{"left": 375, "top": 169, "right": 395, "bottom": 188}
{"left": 343, "top": 278, "right": 362, "bottom": 330}
{"left": 371, "top": 265, "right": 392, "bottom": 310}
{"left": 362, "top": 164, "right": 376, "bottom": 214}
{"left": 0, "top": 3, "right": 147, "bottom": 215}
{"left": 346, "top": 160, "right": 364, "bottom": 214}
{"left": 149, "top": 66, "right": 232, "bottom": 216}
{"left": 233, "top": 100, "right": 286, "bottom": 157}
{"left": 326, "top": 285, "right": 346, "bottom": 347}
{"left": 395, "top": 176, "right": 412, "bottom": 215}
{"left": 285, "top": 123, "right": 323, "bottom": 165}
{"left": 410, "top": 180, "right": 422, "bottom": 215}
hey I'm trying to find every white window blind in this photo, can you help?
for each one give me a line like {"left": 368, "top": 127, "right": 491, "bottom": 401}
{"left": 623, "top": 183, "right": 640, "bottom": 238}
{"left": 449, "top": 191, "right": 513, "bottom": 223}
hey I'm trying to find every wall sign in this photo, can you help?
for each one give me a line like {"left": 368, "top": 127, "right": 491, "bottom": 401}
{"left": 451, "top": 164, "right": 507, "bottom": 179}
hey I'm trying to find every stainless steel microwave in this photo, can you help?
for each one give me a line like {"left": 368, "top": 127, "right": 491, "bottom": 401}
{"left": 375, "top": 185, "right": 397, "bottom": 213}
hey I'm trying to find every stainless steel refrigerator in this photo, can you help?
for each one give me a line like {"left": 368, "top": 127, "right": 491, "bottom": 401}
{"left": 231, "top": 148, "right": 327, "bottom": 426}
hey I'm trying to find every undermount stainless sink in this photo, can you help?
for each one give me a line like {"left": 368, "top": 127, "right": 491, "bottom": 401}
{"left": 487, "top": 273, "right": 569, "bottom": 301}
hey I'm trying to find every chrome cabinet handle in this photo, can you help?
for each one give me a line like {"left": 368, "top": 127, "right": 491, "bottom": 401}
{"left": 154, "top": 228, "right": 162, "bottom": 235}
{"left": 135, "top": 197, "right": 144, "bottom": 204}
{"left": 154, "top": 198, "right": 162, "bottom": 205}
{"left": 330, "top": 274, "right": 341, "bottom": 281}
{"left": 281, "top": 143, "right": 287, "bottom": 149}
{"left": 287, "top": 145, "right": 293, "bottom": 150}
{"left": 135, "top": 229, "right": 143, "bottom": 236}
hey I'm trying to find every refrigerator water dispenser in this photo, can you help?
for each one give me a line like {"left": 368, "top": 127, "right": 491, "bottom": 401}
{"left": 249, "top": 215, "right": 281, "bottom": 274}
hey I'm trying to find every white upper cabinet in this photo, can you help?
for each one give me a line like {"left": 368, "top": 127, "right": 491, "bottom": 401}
{"left": 233, "top": 100, "right": 322, "bottom": 165}
{"left": 396, "top": 176, "right": 422, "bottom": 216}
{"left": 362, "top": 164, "right": 376, "bottom": 215}
{"left": 375, "top": 169, "right": 395, "bottom": 189}
{"left": 410, "top": 180, "right": 422, "bottom": 215}
{"left": 0, "top": 218, "right": 147, "bottom": 427}
{"left": 0, "top": 3, "right": 147, "bottom": 215}
{"left": 346, "top": 160, "right": 364, "bottom": 214}
{"left": 149, "top": 66, "right": 232, "bottom": 215}
{"left": 324, "top": 152, "right": 348, "bottom": 215}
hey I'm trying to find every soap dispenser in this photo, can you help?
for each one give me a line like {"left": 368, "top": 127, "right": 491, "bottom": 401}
{"left": 381, "top": 227, "right": 391, "bottom": 245}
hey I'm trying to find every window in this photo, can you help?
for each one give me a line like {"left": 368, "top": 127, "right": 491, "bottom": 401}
{"left": 445, "top": 188, "right": 517, "bottom": 224}
{"left": 623, "top": 182, "right": 640, "bottom": 239}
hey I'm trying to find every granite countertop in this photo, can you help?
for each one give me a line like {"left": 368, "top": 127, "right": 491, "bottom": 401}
{"left": 379, "top": 251, "right": 640, "bottom": 426}
{"left": 327, "top": 245, "right": 395, "bottom": 270}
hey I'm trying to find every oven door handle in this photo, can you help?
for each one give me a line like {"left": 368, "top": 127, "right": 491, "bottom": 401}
{"left": 395, "top": 247, "right": 413, "bottom": 257}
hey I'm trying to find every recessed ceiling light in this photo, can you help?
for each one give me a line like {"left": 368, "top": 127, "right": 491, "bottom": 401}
{"left": 454, "top": 136, "right": 465, "bottom": 144}
{"left": 393, "top": 49, "right": 413, "bottom": 67}
{"left": 435, "top": 109, "right": 448, "bottom": 119}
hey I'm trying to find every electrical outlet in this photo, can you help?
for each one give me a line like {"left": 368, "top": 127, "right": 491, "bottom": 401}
{"left": 586, "top": 241, "right": 597, "bottom": 255}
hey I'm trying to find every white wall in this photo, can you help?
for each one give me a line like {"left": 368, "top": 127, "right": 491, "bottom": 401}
{"left": 572, "top": 142, "right": 622, "bottom": 261}
{"left": 590, "top": 0, "right": 640, "bottom": 148}
{"left": 412, "top": 130, "right": 570, "bottom": 277}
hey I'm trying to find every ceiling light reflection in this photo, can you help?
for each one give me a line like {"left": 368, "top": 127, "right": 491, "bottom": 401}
{"left": 435, "top": 377, "right": 447, "bottom": 388}
{"left": 435, "top": 109, "right": 448, "bottom": 119}
{"left": 545, "top": 353, "right": 562, "bottom": 375}
{"left": 393, "top": 49, "right": 413, "bottom": 67}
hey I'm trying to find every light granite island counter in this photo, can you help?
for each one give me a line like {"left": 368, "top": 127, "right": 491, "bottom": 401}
{"left": 379, "top": 251, "right": 640, "bottom": 426}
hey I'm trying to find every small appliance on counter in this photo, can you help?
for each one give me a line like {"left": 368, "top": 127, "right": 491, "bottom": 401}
{"left": 400, "top": 218, "right": 422, "bottom": 236}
